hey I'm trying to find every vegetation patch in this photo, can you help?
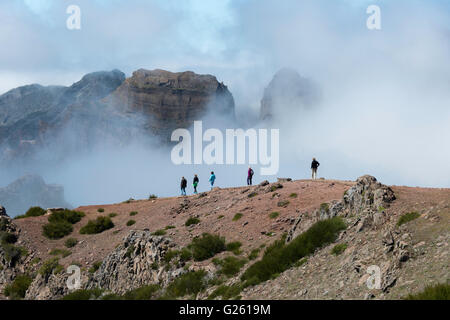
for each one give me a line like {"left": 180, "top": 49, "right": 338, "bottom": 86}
{"left": 123, "top": 284, "right": 160, "bottom": 300}
{"left": 97, "top": 208, "right": 105, "bottom": 213}
{"left": 0, "top": 242, "right": 26, "bottom": 265}
{"left": 331, "top": 243, "right": 348, "bottom": 256}
{"left": 397, "top": 211, "right": 420, "bottom": 227}
{"left": 64, "top": 238, "right": 78, "bottom": 248}
{"left": 289, "top": 193, "right": 298, "bottom": 198}
{"left": 49, "top": 248, "right": 71, "bottom": 258}
{"left": 269, "top": 212, "right": 279, "bottom": 219}
{"left": 215, "top": 256, "right": 247, "bottom": 277}
{"left": 405, "top": 283, "right": 450, "bottom": 300}
{"left": 108, "top": 213, "right": 118, "bottom": 218}
{"left": 320, "top": 203, "right": 330, "bottom": 212}
{"left": 185, "top": 217, "right": 200, "bottom": 226}
{"left": 218, "top": 215, "right": 224, "bottom": 219}
{"left": 3, "top": 275, "right": 33, "bottom": 299}
{"left": 126, "top": 220, "right": 136, "bottom": 227}
{"left": 190, "top": 233, "right": 226, "bottom": 261}
{"left": 152, "top": 229, "right": 166, "bottom": 236}
{"left": 248, "top": 248, "right": 260, "bottom": 260}
{"left": 149, "top": 194, "right": 158, "bottom": 200}
{"left": 39, "top": 257, "right": 63, "bottom": 278}
{"left": 226, "top": 241, "right": 242, "bottom": 255}
{"left": 165, "top": 270, "right": 207, "bottom": 298}
{"left": 248, "top": 192, "right": 258, "bottom": 198}
{"left": 277, "top": 200, "right": 290, "bottom": 208}
{"left": 15, "top": 206, "right": 46, "bottom": 219}
{"left": 208, "top": 284, "right": 243, "bottom": 300}
{"left": 89, "top": 261, "right": 102, "bottom": 274}
{"left": 80, "top": 216, "right": 114, "bottom": 234}
{"left": 129, "top": 211, "right": 138, "bottom": 216}
{"left": 241, "top": 217, "right": 346, "bottom": 286}
{"left": 62, "top": 288, "right": 103, "bottom": 300}
{"left": 232, "top": 213, "right": 243, "bottom": 221}
{"left": 165, "top": 225, "right": 176, "bottom": 230}
{"left": 43, "top": 209, "right": 85, "bottom": 240}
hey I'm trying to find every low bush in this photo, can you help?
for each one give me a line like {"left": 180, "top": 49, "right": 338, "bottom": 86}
{"left": 123, "top": 284, "right": 160, "bottom": 300}
{"left": 241, "top": 217, "right": 346, "bottom": 286}
{"left": 3, "top": 275, "right": 33, "bottom": 299}
{"left": 152, "top": 229, "right": 166, "bottom": 236}
{"left": 208, "top": 284, "right": 243, "bottom": 300}
{"left": 405, "top": 283, "right": 450, "bottom": 300}
{"left": 331, "top": 243, "right": 347, "bottom": 256}
{"left": 80, "top": 216, "right": 114, "bottom": 234}
{"left": 64, "top": 238, "right": 78, "bottom": 248}
{"left": 0, "top": 243, "right": 25, "bottom": 265}
{"left": 129, "top": 211, "right": 138, "bottom": 216}
{"left": 0, "top": 231, "right": 17, "bottom": 244}
{"left": 397, "top": 212, "right": 420, "bottom": 226}
{"left": 43, "top": 221, "right": 73, "bottom": 240}
{"left": 217, "top": 256, "right": 247, "bottom": 277}
{"left": 49, "top": 248, "right": 71, "bottom": 258}
{"left": 165, "top": 270, "right": 207, "bottom": 298}
{"left": 149, "top": 194, "right": 158, "bottom": 200}
{"left": 269, "top": 212, "right": 279, "bottom": 219}
{"left": 226, "top": 241, "right": 242, "bottom": 255}
{"left": 97, "top": 208, "right": 105, "bottom": 213}
{"left": 232, "top": 213, "right": 243, "bottom": 221}
{"left": 190, "top": 233, "right": 226, "bottom": 261}
{"left": 126, "top": 220, "right": 136, "bottom": 227}
{"left": 48, "top": 210, "right": 85, "bottom": 224}
{"left": 62, "top": 288, "right": 103, "bottom": 300}
{"left": 247, "top": 248, "right": 260, "bottom": 260}
{"left": 277, "top": 200, "right": 290, "bottom": 208}
{"left": 39, "top": 257, "right": 62, "bottom": 278}
{"left": 185, "top": 217, "right": 200, "bottom": 226}
{"left": 165, "top": 225, "right": 176, "bottom": 230}
{"left": 89, "top": 261, "right": 102, "bottom": 273}
{"left": 289, "top": 193, "right": 298, "bottom": 198}
{"left": 108, "top": 213, "right": 118, "bottom": 218}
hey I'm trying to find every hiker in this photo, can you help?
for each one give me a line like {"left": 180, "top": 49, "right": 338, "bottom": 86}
{"left": 311, "top": 157, "right": 320, "bottom": 180}
{"left": 209, "top": 171, "right": 216, "bottom": 190}
{"left": 247, "top": 167, "right": 254, "bottom": 186}
{"left": 193, "top": 174, "right": 199, "bottom": 194}
{"left": 180, "top": 177, "right": 187, "bottom": 196}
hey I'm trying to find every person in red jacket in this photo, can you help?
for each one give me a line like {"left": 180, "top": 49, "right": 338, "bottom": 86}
{"left": 247, "top": 167, "right": 254, "bottom": 185}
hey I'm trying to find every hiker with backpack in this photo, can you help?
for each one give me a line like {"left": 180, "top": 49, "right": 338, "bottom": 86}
{"left": 311, "top": 158, "right": 320, "bottom": 180}
{"left": 193, "top": 174, "right": 199, "bottom": 194}
{"left": 247, "top": 167, "right": 254, "bottom": 185}
{"left": 209, "top": 171, "right": 216, "bottom": 190}
{"left": 180, "top": 177, "right": 187, "bottom": 196}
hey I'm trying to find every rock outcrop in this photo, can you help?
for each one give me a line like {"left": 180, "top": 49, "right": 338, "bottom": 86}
{"left": 260, "top": 68, "right": 319, "bottom": 121}
{"left": 108, "top": 69, "right": 235, "bottom": 140}
{"left": 0, "top": 174, "right": 70, "bottom": 217}
{"left": 87, "top": 230, "right": 184, "bottom": 295}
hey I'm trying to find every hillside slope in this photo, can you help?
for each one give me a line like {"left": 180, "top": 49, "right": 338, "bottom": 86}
{"left": 0, "top": 176, "right": 448, "bottom": 300}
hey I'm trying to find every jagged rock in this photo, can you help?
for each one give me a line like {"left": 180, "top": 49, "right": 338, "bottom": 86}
{"left": 0, "top": 206, "right": 7, "bottom": 217}
{"left": 87, "top": 230, "right": 183, "bottom": 295}
{"left": 259, "top": 180, "right": 269, "bottom": 187}
{"left": 0, "top": 174, "right": 70, "bottom": 217}
{"left": 277, "top": 178, "right": 292, "bottom": 183}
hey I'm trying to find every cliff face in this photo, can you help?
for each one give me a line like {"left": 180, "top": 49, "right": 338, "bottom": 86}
{"left": 108, "top": 69, "right": 235, "bottom": 140}
{"left": 260, "top": 68, "right": 319, "bottom": 121}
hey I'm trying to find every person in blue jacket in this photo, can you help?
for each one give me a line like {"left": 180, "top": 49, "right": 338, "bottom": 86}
{"left": 209, "top": 171, "right": 216, "bottom": 190}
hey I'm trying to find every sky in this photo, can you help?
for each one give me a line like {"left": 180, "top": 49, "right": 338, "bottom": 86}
{"left": 0, "top": 0, "right": 449, "bottom": 210}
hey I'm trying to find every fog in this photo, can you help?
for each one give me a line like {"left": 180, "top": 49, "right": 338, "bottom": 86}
{"left": 0, "top": 0, "right": 449, "bottom": 212}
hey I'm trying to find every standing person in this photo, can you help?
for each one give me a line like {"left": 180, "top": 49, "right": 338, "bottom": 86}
{"left": 311, "top": 158, "right": 320, "bottom": 180}
{"left": 193, "top": 174, "right": 199, "bottom": 194}
{"left": 180, "top": 177, "right": 187, "bottom": 196}
{"left": 247, "top": 167, "right": 254, "bottom": 185}
{"left": 209, "top": 171, "right": 216, "bottom": 190}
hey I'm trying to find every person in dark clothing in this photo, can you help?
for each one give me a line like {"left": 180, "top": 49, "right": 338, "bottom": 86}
{"left": 180, "top": 177, "right": 187, "bottom": 196}
{"left": 247, "top": 167, "right": 254, "bottom": 185}
{"left": 311, "top": 158, "right": 320, "bottom": 180}
{"left": 193, "top": 174, "right": 199, "bottom": 194}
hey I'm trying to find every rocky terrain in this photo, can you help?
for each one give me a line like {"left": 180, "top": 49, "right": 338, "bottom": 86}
{"left": 0, "top": 68, "right": 235, "bottom": 164}
{"left": 0, "top": 174, "right": 70, "bottom": 217}
{"left": 0, "top": 175, "right": 448, "bottom": 300}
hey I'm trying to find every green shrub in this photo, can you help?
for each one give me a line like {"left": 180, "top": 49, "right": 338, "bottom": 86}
{"left": 405, "top": 283, "right": 450, "bottom": 300}
{"left": 3, "top": 275, "right": 33, "bottom": 299}
{"left": 49, "top": 248, "right": 71, "bottom": 258}
{"left": 129, "top": 211, "right": 138, "bottom": 216}
{"left": 217, "top": 257, "right": 247, "bottom": 277}
{"left": 165, "top": 225, "right": 176, "bottom": 230}
{"left": 277, "top": 200, "right": 290, "bottom": 208}
{"left": 80, "top": 216, "right": 114, "bottom": 234}
{"left": 43, "top": 221, "right": 73, "bottom": 239}
{"left": 64, "top": 238, "right": 78, "bottom": 248}
{"left": 218, "top": 215, "right": 224, "bottom": 219}
{"left": 89, "top": 261, "right": 102, "bottom": 273}
{"left": 397, "top": 212, "right": 420, "bottom": 226}
{"left": 248, "top": 248, "right": 260, "bottom": 260}
{"left": 39, "top": 257, "right": 62, "bottom": 278}
{"left": 179, "top": 248, "right": 193, "bottom": 262}
{"left": 185, "top": 217, "right": 200, "bottom": 226}
{"left": 123, "top": 284, "right": 160, "bottom": 300}
{"left": 270, "top": 184, "right": 283, "bottom": 192}
{"left": 126, "top": 220, "right": 136, "bottom": 227}
{"left": 25, "top": 206, "right": 46, "bottom": 217}
{"left": 166, "top": 270, "right": 207, "bottom": 298}
{"left": 0, "top": 217, "right": 9, "bottom": 231}
{"left": 208, "top": 284, "right": 243, "bottom": 300}
{"left": 241, "top": 217, "right": 346, "bottom": 286}
{"left": 108, "top": 213, "right": 118, "bottom": 218}
{"left": 248, "top": 192, "right": 258, "bottom": 198}
{"left": 0, "top": 243, "right": 24, "bottom": 264}
{"left": 62, "top": 288, "right": 103, "bottom": 300}
{"left": 331, "top": 243, "right": 348, "bottom": 256}
{"left": 289, "top": 193, "right": 298, "bottom": 198}
{"left": 149, "top": 194, "right": 158, "bottom": 200}
{"left": 190, "top": 233, "right": 226, "bottom": 261}
{"left": 0, "top": 231, "right": 17, "bottom": 244}
{"left": 320, "top": 203, "right": 330, "bottom": 212}
{"left": 269, "top": 212, "right": 279, "bottom": 219}
{"left": 152, "top": 229, "right": 166, "bottom": 236}
{"left": 48, "top": 210, "right": 85, "bottom": 224}
{"left": 232, "top": 213, "right": 243, "bottom": 221}
{"left": 164, "top": 250, "right": 179, "bottom": 263}
{"left": 97, "top": 208, "right": 105, "bottom": 213}
{"left": 226, "top": 241, "right": 242, "bottom": 255}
